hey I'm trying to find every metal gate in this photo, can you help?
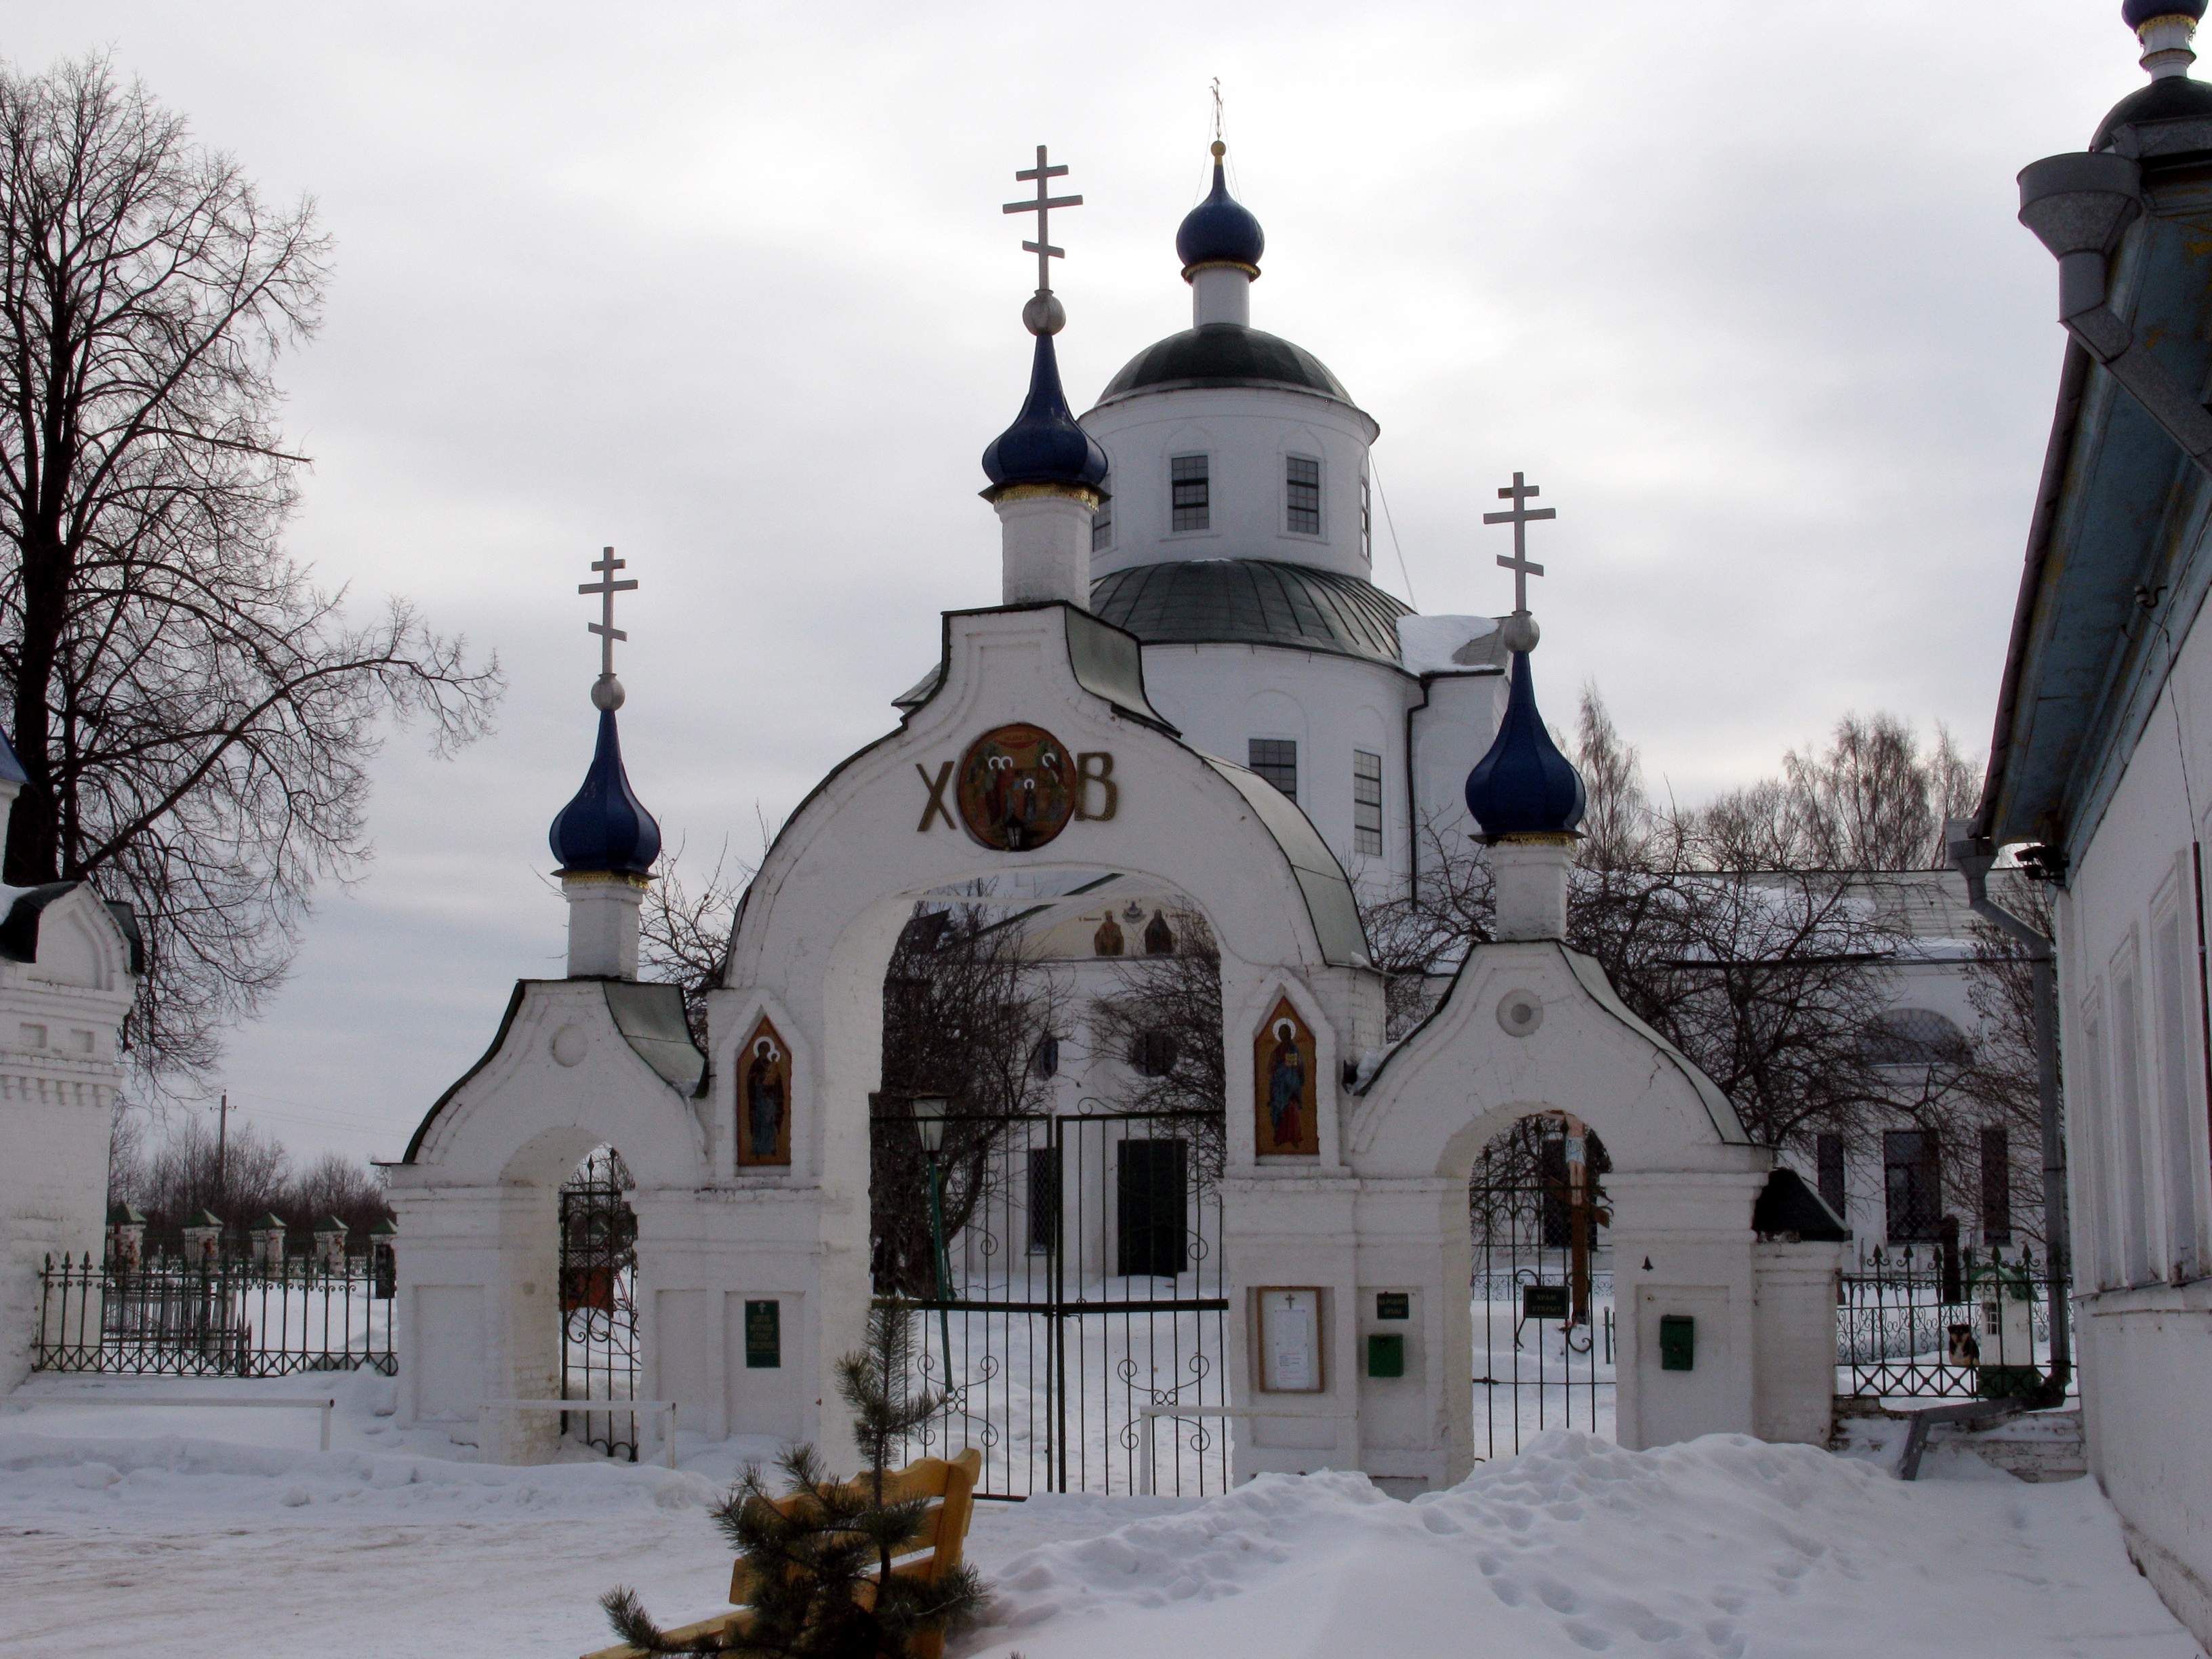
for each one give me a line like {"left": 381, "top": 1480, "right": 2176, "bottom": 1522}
{"left": 559, "top": 1147, "right": 641, "bottom": 1458}
{"left": 872, "top": 1106, "right": 1229, "bottom": 1498}
{"left": 1470, "top": 1115, "right": 1616, "bottom": 1458}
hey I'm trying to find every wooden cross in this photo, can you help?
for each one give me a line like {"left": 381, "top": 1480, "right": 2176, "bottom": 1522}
{"left": 1003, "top": 144, "right": 1082, "bottom": 295}
{"left": 1482, "top": 472, "right": 1555, "bottom": 613}
{"left": 579, "top": 546, "right": 638, "bottom": 680}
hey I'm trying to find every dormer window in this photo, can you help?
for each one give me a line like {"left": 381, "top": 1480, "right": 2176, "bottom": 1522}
{"left": 1170, "top": 453, "right": 1210, "bottom": 531}
{"left": 1286, "top": 456, "right": 1321, "bottom": 536}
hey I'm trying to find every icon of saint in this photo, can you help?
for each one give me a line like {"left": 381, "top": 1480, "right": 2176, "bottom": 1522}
{"left": 747, "top": 1038, "right": 785, "bottom": 1160}
{"left": 1266, "top": 1021, "right": 1306, "bottom": 1149}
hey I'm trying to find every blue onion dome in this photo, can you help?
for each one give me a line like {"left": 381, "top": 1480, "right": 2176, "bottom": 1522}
{"left": 1464, "top": 650, "right": 1586, "bottom": 840}
{"left": 2123, "top": 0, "right": 2205, "bottom": 27}
{"left": 1175, "top": 143, "right": 1264, "bottom": 276}
{"left": 981, "top": 333, "right": 1109, "bottom": 493}
{"left": 550, "top": 706, "right": 662, "bottom": 875}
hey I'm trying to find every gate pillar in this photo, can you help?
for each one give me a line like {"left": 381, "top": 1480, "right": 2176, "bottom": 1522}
{"left": 1220, "top": 1176, "right": 1363, "bottom": 1484}
{"left": 1607, "top": 1164, "right": 1773, "bottom": 1453}
{"left": 387, "top": 1176, "right": 564, "bottom": 1462}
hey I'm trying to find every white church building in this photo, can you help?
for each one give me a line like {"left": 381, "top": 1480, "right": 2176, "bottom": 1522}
{"left": 384, "top": 140, "right": 1845, "bottom": 1495}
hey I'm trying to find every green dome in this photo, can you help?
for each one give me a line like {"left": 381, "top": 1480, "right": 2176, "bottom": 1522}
{"left": 1090, "top": 559, "right": 1410, "bottom": 668}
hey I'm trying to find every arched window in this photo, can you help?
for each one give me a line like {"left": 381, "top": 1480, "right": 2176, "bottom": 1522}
{"left": 1030, "top": 1034, "right": 1060, "bottom": 1080}
{"left": 1862, "top": 1008, "right": 1967, "bottom": 1067}
{"left": 1130, "top": 1029, "right": 1178, "bottom": 1078}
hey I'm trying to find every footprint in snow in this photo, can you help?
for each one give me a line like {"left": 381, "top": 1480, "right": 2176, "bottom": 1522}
{"left": 1563, "top": 1620, "right": 1612, "bottom": 1650}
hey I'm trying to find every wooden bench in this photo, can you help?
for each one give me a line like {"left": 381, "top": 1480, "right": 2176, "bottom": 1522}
{"left": 583, "top": 1448, "right": 982, "bottom": 1659}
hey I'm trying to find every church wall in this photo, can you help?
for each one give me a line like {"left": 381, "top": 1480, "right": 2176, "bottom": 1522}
{"left": 1082, "top": 386, "right": 1378, "bottom": 583}
{"left": 1133, "top": 642, "right": 1418, "bottom": 889}
{"left": 1410, "top": 672, "right": 1509, "bottom": 852}
{"left": 2046, "top": 584, "right": 2212, "bottom": 1647}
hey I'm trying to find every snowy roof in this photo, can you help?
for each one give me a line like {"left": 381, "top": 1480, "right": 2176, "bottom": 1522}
{"left": 1395, "top": 614, "right": 1505, "bottom": 675}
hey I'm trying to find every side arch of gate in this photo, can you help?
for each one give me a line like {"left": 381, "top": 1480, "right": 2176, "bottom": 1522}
{"left": 712, "top": 602, "right": 1385, "bottom": 1473}
{"left": 388, "top": 977, "right": 710, "bottom": 1462}
{"left": 1338, "top": 938, "right": 1775, "bottom": 1486}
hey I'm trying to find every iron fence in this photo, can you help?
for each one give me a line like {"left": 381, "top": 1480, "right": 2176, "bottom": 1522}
{"left": 1471, "top": 1120, "right": 1616, "bottom": 1458}
{"left": 876, "top": 1105, "right": 1229, "bottom": 1500}
{"left": 1837, "top": 1244, "right": 2070, "bottom": 1400}
{"left": 34, "top": 1250, "right": 396, "bottom": 1377}
{"left": 560, "top": 1148, "right": 641, "bottom": 1460}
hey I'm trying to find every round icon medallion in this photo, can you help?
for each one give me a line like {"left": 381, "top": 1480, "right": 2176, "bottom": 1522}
{"left": 956, "top": 722, "right": 1076, "bottom": 851}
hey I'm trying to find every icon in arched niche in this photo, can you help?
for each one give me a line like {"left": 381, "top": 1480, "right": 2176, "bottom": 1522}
{"left": 737, "top": 1017, "right": 792, "bottom": 1167}
{"left": 1254, "top": 997, "right": 1318, "bottom": 1156}
{"left": 956, "top": 722, "right": 1076, "bottom": 851}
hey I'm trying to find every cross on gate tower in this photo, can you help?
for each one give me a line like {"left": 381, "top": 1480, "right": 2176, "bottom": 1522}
{"left": 1004, "top": 144, "right": 1082, "bottom": 297}
{"left": 579, "top": 546, "right": 638, "bottom": 708}
{"left": 1483, "top": 472, "right": 1555, "bottom": 615}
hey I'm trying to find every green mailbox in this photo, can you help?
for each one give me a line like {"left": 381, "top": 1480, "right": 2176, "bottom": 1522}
{"left": 1366, "top": 1333, "right": 1405, "bottom": 1378}
{"left": 1658, "top": 1313, "right": 1695, "bottom": 1372}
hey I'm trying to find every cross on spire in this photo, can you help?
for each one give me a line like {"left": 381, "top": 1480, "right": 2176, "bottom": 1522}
{"left": 1004, "top": 144, "right": 1082, "bottom": 295}
{"left": 1482, "top": 472, "right": 1556, "bottom": 615}
{"left": 579, "top": 546, "right": 638, "bottom": 682}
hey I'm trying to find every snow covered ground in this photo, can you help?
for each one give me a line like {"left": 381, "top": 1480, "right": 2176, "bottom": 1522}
{"left": 3, "top": 1372, "right": 2201, "bottom": 1659}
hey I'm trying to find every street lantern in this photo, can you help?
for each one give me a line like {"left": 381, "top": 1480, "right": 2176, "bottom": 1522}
{"left": 910, "top": 1097, "right": 955, "bottom": 1379}
{"left": 911, "top": 1097, "right": 949, "bottom": 1155}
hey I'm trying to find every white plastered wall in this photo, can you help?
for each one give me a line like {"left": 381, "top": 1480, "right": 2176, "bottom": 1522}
{"left": 2041, "top": 588, "right": 2212, "bottom": 1650}
{"left": 0, "top": 884, "right": 138, "bottom": 1387}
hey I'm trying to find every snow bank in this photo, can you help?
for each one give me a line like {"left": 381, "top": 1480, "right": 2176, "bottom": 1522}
{"left": 966, "top": 1431, "right": 2198, "bottom": 1659}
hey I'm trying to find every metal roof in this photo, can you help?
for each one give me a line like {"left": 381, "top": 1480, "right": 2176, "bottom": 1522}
{"left": 1090, "top": 559, "right": 1411, "bottom": 668}
{"left": 1094, "top": 324, "right": 1353, "bottom": 407}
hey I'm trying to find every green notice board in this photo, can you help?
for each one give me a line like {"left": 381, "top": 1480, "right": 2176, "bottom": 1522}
{"left": 745, "top": 1299, "right": 781, "bottom": 1368}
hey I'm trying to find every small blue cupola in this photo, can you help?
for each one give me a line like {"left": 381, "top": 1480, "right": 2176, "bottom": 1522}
{"left": 1465, "top": 650, "right": 1586, "bottom": 841}
{"left": 1176, "top": 142, "right": 1265, "bottom": 276}
{"left": 549, "top": 703, "right": 662, "bottom": 876}
{"left": 2123, "top": 0, "right": 2205, "bottom": 27}
{"left": 980, "top": 332, "right": 1109, "bottom": 495}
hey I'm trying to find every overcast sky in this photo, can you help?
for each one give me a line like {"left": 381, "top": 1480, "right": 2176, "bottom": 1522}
{"left": 16, "top": 1, "right": 2146, "bottom": 1164}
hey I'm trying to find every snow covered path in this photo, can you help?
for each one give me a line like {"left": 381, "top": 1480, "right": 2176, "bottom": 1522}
{"left": 2, "top": 1376, "right": 2200, "bottom": 1658}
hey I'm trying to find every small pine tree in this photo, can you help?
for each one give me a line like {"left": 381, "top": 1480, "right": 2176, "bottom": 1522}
{"left": 600, "top": 1301, "right": 985, "bottom": 1657}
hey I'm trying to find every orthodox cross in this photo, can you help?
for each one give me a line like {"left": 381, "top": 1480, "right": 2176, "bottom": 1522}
{"left": 1004, "top": 144, "right": 1082, "bottom": 295}
{"left": 579, "top": 546, "right": 638, "bottom": 680}
{"left": 1483, "top": 472, "right": 1555, "bottom": 613}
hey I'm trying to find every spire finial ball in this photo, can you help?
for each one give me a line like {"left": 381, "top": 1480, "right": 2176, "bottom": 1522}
{"left": 591, "top": 673, "right": 626, "bottom": 712}
{"left": 1210, "top": 140, "right": 1225, "bottom": 158}
{"left": 1499, "top": 611, "right": 1540, "bottom": 653}
{"left": 1022, "top": 290, "right": 1066, "bottom": 336}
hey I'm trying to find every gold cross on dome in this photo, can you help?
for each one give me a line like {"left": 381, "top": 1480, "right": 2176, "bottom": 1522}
{"left": 1483, "top": 472, "right": 1556, "bottom": 614}
{"left": 1004, "top": 144, "right": 1082, "bottom": 295}
{"left": 579, "top": 546, "right": 638, "bottom": 680}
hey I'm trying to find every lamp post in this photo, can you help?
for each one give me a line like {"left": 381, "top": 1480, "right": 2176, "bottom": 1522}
{"left": 911, "top": 1097, "right": 956, "bottom": 1383}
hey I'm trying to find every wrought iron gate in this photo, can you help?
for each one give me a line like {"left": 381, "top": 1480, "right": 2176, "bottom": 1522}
{"left": 560, "top": 1147, "right": 641, "bottom": 1458}
{"left": 873, "top": 1106, "right": 1229, "bottom": 1499}
{"left": 1470, "top": 1116, "right": 1616, "bottom": 1458}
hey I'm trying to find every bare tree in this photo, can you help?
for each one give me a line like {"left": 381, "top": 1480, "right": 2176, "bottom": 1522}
{"left": 0, "top": 56, "right": 501, "bottom": 1088}
{"left": 1696, "top": 713, "right": 1978, "bottom": 872}
{"left": 1089, "top": 907, "right": 1227, "bottom": 1135}
{"left": 108, "top": 1113, "right": 393, "bottom": 1250}
{"left": 870, "top": 899, "right": 1065, "bottom": 1298}
{"left": 637, "top": 839, "right": 750, "bottom": 1044}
